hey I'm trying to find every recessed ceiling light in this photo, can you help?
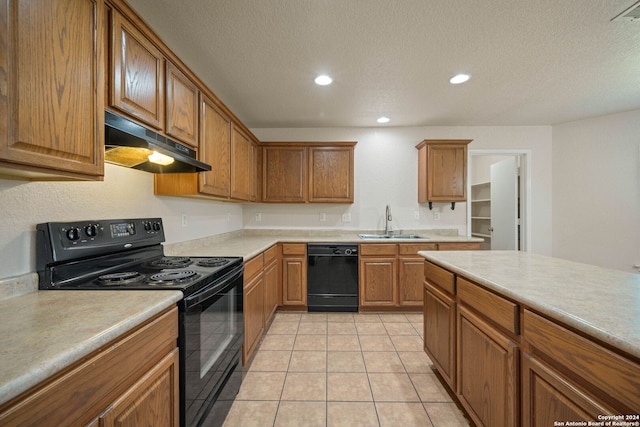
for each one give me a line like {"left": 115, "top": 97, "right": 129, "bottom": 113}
{"left": 450, "top": 74, "right": 470, "bottom": 84}
{"left": 314, "top": 75, "right": 333, "bottom": 86}
{"left": 376, "top": 117, "right": 390, "bottom": 124}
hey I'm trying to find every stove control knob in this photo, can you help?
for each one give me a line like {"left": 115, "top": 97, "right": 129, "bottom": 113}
{"left": 143, "top": 221, "right": 152, "bottom": 231}
{"left": 152, "top": 222, "right": 161, "bottom": 231}
{"left": 66, "top": 227, "right": 80, "bottom": 241}
{"left": 85, "top": 224, "right": 97, "bottom": 237}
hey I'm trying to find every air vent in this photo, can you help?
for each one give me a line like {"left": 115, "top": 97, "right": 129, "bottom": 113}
{"left": 612, "top": 0, "right": 640, "bottom": 22}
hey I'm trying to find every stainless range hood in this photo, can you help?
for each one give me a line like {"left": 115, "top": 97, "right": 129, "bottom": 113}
{"left": 104, "top": 111, "right": 212, "bottom": 173}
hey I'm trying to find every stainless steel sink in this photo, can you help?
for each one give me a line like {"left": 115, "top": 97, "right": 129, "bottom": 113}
{"left": 358, "top": 233, "right": 426, "bottom": 239}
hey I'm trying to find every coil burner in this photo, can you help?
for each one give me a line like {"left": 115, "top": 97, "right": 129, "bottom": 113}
{"left": 197, "top": 257, "right": 230, "bottom": 268}
{"left": 148, "top": 270, "right": 200, "bottom": 286}
{"left": 150, "top": 256, "right": 193, "bottom": 269}
{"left": 97, "top": 272, "right": 145, "bottom": 286}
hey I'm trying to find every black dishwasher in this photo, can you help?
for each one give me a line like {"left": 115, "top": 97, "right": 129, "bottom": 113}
{"left": 307, "top": 243, "right": 359, "bottom": 312}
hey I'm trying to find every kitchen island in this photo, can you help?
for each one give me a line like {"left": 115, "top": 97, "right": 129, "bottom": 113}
{"left": 418, "top": 250, "right": 640, "bottom": 426}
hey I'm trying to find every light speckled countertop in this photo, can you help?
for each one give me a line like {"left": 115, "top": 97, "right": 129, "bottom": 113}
{"left": 165, "top": 229, "right": 483, "bottom": 260}
{"left": 418, "top": 250, "right": 640, "bottom": 359}
{"left": 0, "top": 290, "right": 182, "bottom": 406}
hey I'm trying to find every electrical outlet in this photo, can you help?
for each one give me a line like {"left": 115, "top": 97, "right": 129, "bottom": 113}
{"left": 319, "top": 212, "right": 326, "bottom": 222}
{"left": 181, "top": 214, "right": 188, "bottom": 227}
{"left": 342, "top": 213, "right": 351, "bottom": 223}
{"left": 227, "top": 213, "right": 232, "bottom": 223}
{"left": 414, "top": 210, "right": 420, "bottom": 220}
{"left": 433, "top": 211, "right": 441, "bottom": 221}
{"left": 254, "top": 212, "right": 262, "bottom": 222}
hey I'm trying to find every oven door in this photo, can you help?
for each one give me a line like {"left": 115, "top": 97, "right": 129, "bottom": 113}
{"left": 181, "top": 265, "right": 244, "bottom": 427}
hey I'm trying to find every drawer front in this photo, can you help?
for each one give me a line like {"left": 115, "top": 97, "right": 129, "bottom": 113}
{"left": 438, "top": 242, "right": 482, "bottom": 251}
{"left": 281, "top": 243, "right": 306, "bottom": 256}
{"left": 359, "top": 243, "right": 398, "bottom": 256}
{"left": 524, "top": 310, "right": 640, "bottom": 412}
{"left": 263, "top": 245, "right": 278, "bottom": 264}
{"left": 457, "top": 277, "right": 519, "bottom": 335}
{"left": 398, "top": 243, "right": 438, "bottom": 255}
{"left": 423, "top": 261, "right": 455, "bottom": 295}
{"left": 244, "top": 254, "right": 264, "bottom": 282}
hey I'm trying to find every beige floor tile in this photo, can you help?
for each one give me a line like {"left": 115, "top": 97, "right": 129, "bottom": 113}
{"left": 273, "top": 312, "right": 302, "bottom": 322}
{"left": 294, "top": 334, "right": 327, "bottom": 351}
{"left": 363, "top": 351, "right": 406, "bottom": 373}
{"left": 398, "top": 351, "right": 433, "bottom": 373}
{"left": 355, "top": 322, "right": 388, "bottom": 335}
{"left": 259, "top": 334, "right": 296, "bottom": 351}
{"left": 274, "top": 401, "right": 326, "bottom": 427}
{"left": 235, "top": 372, "right": 286, "bottom": 400}
{"left": 327, "top": 372, "right": 373, "bottom": 401}
{"left": 379, "top": 314, "right": 410, "bottom": 323}
{"left": 391, "top": 335, "right": 425, "bottom": 352}
{"left": 359, "top": 335, "right": 395, "bottom": 351}
{"left": 353, "top": 313, "right": 381, "bottom": 323}
{"left": 368, "top": 373, "right": 420, "bottom": 402}
{"left": 327, "top": 351, "right": 366, "bottom": 372}
{"left": 267, "top": 321, "right": 300, "bottom": 335}
{"left": 375, "top": 402, "right": 433, "bottom": 427}
{"left": 383, "top": 322, "right": 419, "bottom": 335}
{"left": 248, "top": 350, "right": 291, "bottom": 372}
{"left": 405, "top": 313, "right": 424, "bottom": 323}
{"left": 288, "top": 350, "right": 327, "bottom": 372}
{"left": 327, "top": 312, "right": 355, "bottom": 322}
{"left": 327, "top": 335, "right": 361, "bottom": 351}
{"left": 423, "top": 402, "right": 471, "bottom": 426}
{"left": 327, "top": 402, "right": 380, "bottom": 427}
{"left": 297, "top": 321, "right": 328, "bottom": 335}
{"left": 328, "top": 321, "right": 357, "bottom": 335}
{"left": 410, "top": 373, "right": 454, "bottom": 402}
{"left": 300, "top": 312, "right": 328, "bottom": 322}
{"left": 281, "top": 372, "right": 327, "bottom": 401}
{"left": 222, "top": 400, "right": 278, "bottom": 427}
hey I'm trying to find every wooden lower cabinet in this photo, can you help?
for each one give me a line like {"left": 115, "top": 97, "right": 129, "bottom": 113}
{"left": 423, "top": 281, "right": 456, "bottom": 388}
{"left": 457, "top": 305, "right": 519, "bottom": 427}
{"left": 359, "top": 257, "right": 397, "bottom": 307}
{"left": 243, "top": 267, "right": 264, "bottom": 364}
{"left": 398, "top": 256, "right": 426, "bottom": 306}
{"left": 281, "top": 243, "right": 307, "bottom": 307}
{"left": 0, "top": 307, "right": 179, "bottom": 426}
{"left": 263, "top": 246, "right": 280, "bottom": 324}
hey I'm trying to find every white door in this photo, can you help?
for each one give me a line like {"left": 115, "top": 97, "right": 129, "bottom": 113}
{"left": 490, "top": 158, "right": 518, "bottom": 250}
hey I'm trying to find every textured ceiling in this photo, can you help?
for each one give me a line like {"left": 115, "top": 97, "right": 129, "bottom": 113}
{"left": 126, "top": 0, "right": 640, "bottom": 127}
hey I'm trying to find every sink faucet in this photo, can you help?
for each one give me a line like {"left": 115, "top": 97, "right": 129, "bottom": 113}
{"left": 384, "top": 204, "right": 392, "bottom": 235}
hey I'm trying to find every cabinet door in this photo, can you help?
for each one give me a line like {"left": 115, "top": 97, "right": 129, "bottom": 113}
{"left": 99, "top": 349, "right": 179, "bottom": 427}
{"left": 230, "top": 125, "right": 252, "bottom": 200}
{"left": 359, "top": 258, "right": 397, "bottom": 307}
{"left": 0, "top": 0, "right": 104, "bottom": 180}
{"left": 165, "top": 62, "right": 198, "bottom": 147}
{"left": 398, "top": 257, "right": 424, "bottom": 306}
{"left": 428, "top": 143, "right": 467, "bottom": 201}
{"left": 199, "top": 95, "right": 231, "bottom": 197}
{"left": 423, "top": 281, "right": 456, "bottom": 389}
{"left": 521, "top": 353, "right": 613, "bottom": 427}
{"left": 457, "top": 305, "right": 518, "bottom": 427}
{"left": 262, "top": 146, "right": 307, "bottom": 202}
{"left": 111, "top": 10, "right": 164, "bottom": 129}
{"left": 263, "top": 259, "right": 278, "bottom": 325}
{"left": 244, "top": 272, "right": 264, "bottom": 361}
{"left": 282, "top": 256, "right": 307, "bottom": 306}
{"left": 308, "top": 146, "right": 353, "bottom": 203}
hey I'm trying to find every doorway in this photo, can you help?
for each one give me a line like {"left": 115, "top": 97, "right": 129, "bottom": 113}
{"left": 468, "top": 150, "right": 530, "bottom": 251}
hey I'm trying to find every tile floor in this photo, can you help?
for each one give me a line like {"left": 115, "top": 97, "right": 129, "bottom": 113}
{"left": 221, "top": 311, "right": 472, "bottom": 427}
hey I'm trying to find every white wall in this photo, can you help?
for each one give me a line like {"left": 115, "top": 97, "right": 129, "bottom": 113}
{"left": 248, "top": 125, "right": 552, "bottom": 255}
{"left": 552, "top": 109, "right": 640, "bottom": 273}
{"left": 0, "top": 164, "right": 243, "bottom": 278}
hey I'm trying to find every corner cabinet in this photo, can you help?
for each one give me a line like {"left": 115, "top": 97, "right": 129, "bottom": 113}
{"left": 0, "top": 0, "right": 105, "bottom": 180}
{"left": 416, "top": 139, "right": 471, "bottom": 205}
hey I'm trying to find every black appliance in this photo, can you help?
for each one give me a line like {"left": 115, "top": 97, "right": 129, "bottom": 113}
{"left": 307, "top": 243, "right": 358, "bottom": 312}
{"left": 36, "top": 218, "right": 243, "bottom": 427}
{"left": 104, "top": 110, "right": 212, "bottom": 173}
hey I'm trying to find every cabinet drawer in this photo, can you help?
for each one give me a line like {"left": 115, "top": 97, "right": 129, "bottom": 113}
{"left": 359, "top": 244, "right": 398, "bottom": 256}
{"left": 524, "top": 310, "right": 640, "bottom": 412}
{"left": 438, "top": 242, "right": 482, "bottom": 251}
{"left": 244, "top": 255, "right": 264, "bottom": 282}
{"left": 423, "top": 261, "right": 455, "bottom": 295}
{"left": 263, "top": 245, "right": 278, "bottom": 264}
{"left": 281, "top": 243, "right": 306, "bottom": 256}
{"left": 457, "top": 277, "right": 519, "bottom": 335}
{"left": 398, "top": 243, "right": 437, "bottom": 255}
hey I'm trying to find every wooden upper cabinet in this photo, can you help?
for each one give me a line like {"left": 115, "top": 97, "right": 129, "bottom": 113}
{"left": 198, "top": 94, "right": 231, "bottom": 197}
{"left": 110, "top": 10, "right": 164, "bottom": 129}
{"left": 308, "top": 146, "right": 354, "bottom": 203}
{"left": 416, "top": 139, "right": 471, "bottom": 203}
{"left": 262, "top": 146, "right": 307, "bottom": 202}
{"left": 165, "top": 62, "right": 198, "bottom": 147}
{"left": 230, "top": 124, "right": 253, "bottom": 201}
{"left": 0, "top": 0, "right": 105, "bottom": 180}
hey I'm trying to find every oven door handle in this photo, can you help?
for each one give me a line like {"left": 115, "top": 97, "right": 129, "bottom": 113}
{"left": 183, "top": 265, "right": 244, "bottom": 308}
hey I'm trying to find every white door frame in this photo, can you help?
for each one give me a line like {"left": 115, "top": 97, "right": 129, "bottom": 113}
{"left": 468, "top": 149, "right": 532, "bottom": 252}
